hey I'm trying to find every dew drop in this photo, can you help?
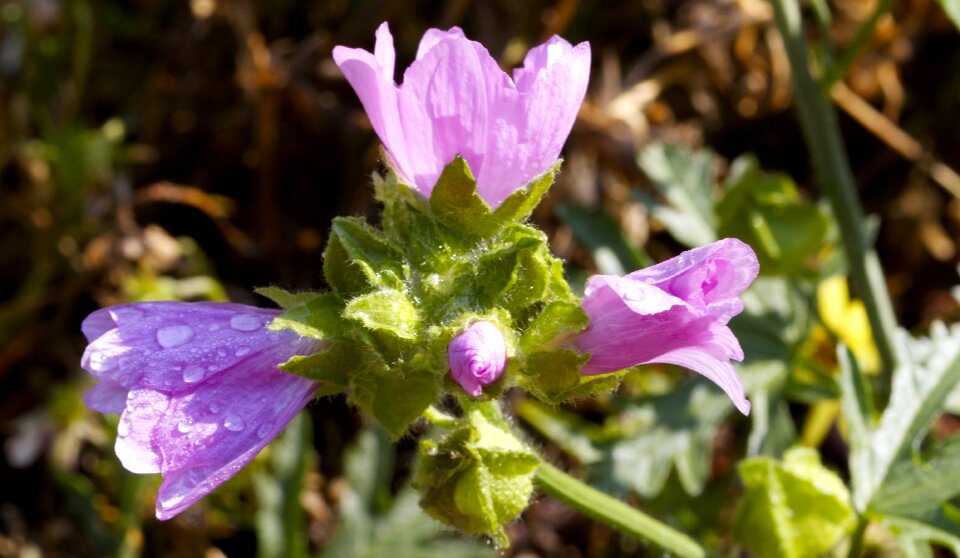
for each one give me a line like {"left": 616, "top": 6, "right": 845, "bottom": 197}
{"left": 208, "top": 324, "right": 220, "bottom": 332}
{"left": 118, "top": 417, "right": 131, "bottom": 437}
{"left": 229, "top": 314, "right": 262, "bottom": 332}
{"left": 88, "top": 351, "right": 113, "bottom": 372}
{"left": 234, "top": 347, "right": 251, "bottom": 358}
{"left": 224, "top": 414, "right": 245, "bottom": 432}
{"left": 208, "top": 402, "right": 221, "bottom": 414}
{"left": 216, "top": 349, "right": 227, "bottom": 357}
{"left": 177, "top": 420, "right": 194, "bottom": 434}
{"left": 156, "top": 325, "right": 194, "bottom": 348}
{"left": 256, "top": 422, "right": 274, "bottom": 439}
{"left": 182, "top": 365, "right": 206, "bottom": 383}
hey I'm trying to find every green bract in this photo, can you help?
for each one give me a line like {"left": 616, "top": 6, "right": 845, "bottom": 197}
{"left": 266, "top": 157, "right": 609, "bottom": 437}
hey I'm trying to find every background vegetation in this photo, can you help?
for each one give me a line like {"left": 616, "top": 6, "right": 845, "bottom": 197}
{"left": 2, "top": 0, "right": 960, "bottom": 556}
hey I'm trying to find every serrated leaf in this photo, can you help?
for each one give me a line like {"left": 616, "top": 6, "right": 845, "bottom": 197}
{"left": 636, "top": 142, "right": 718, "bottom": 248}
{"left": 345, "top": 289, "right": 421, "bottom": 340}
{"left": 851, "top": 325, "right": 960, "bottom": 512}
{"left": 269, "top": 292, "right": 349, "bottom": 341}
{"left": 325, "top": 217, "right": 406, "bottom": 296}
{"left": 593, "top": 380, "right": 731, "bottom": 498}
{"left": 734, "top": 447, "right": 854, "bottom": 558}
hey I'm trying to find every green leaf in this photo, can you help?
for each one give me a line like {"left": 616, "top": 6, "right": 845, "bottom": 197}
{"left": 474, "top": 228, "right": 552, "bottom": 313}
{"left": 490, "top": 163, "right": 558, "bottom": 225}
{"left": 593, "top": 380, "right": 732, "bottom": 498}
{"left": 849, "top": 324, "right": 960, "bottom": 512}
{"left": 734, "top": 447, "right": 855, "bottom": 558}
{"left": 351, "top": 365, "right": 439, "bottom": 437}
{"left": 516, "top": 349, "right": 591, "bottom": 403}
{"left": 345, "top": 288, "right": 421, "bottom": 340}
{"left": 429, "top": 158, "right": 559, "bottom": 239}
{"left": 716, "top": 155, "right": 830, "bottom": 276}
{"left": 269, "top": 292, "right": 349, "bottom": 341}
{"left": 254, "top": 286, "right": 315, "bottom": 309}
{"left": 429, "top": 157, "right": 495, "bottom": 237}
{"left": 279, "top": 341, "right": 365, "bottom": 389}
{"left": 872, "top": 434, "right": 960, "bottom": 518}
{"left": 636, "top": 142, "right": 718, "bottom": 248}
{"left": 324, "top": 217, "right": 406, "bottom": 297}
{"left": 883, "top": 505, "right": 960, "bottom": 556}
{"left": 518, "top": 300, "right": 589, "bottom": 354}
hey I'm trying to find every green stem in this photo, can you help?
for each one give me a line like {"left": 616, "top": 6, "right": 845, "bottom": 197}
{"left": 770, "top": 0, "right": 900, "bottom": 382}
{"left": 534, "top": 462, "right": 706, "bottom": 558}
{"left": 846, "top": 517, "right": 868, "bottom": 558}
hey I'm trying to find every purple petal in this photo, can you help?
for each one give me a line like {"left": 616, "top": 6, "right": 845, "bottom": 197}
{"left": 414, "top": 26, "right": 466, "bottom": 61}
{"left": 575, "top": 239, "right": 758, "bottom": 415}
{"left": 79, "top": 301, "right": 321, "bottom": 519}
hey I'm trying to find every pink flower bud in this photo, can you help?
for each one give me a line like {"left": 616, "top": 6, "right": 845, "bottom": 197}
{"left": 448, "top": 321, "right": 508, "bottom": 396}
{"left": 574, "top": 238, "right": 759, "bottom": 416}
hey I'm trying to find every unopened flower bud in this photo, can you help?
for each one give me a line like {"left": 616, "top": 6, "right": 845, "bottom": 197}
{"left": 448, "top": 321, "right": 507, "bottom": 396}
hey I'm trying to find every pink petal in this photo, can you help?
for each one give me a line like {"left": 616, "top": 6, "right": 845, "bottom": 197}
{"left": 415, "top": 26, "right": 467, "bottom": 61}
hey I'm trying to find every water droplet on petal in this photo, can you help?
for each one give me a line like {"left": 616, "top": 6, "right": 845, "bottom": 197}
{"left": 208, "top": 402, "right": 221, "bottom": 414}
{"left": 118, "top": 417, "right": 131, "bottom": 437}
{"left": 256, "top": 422, "right": 274, "bottom": 439}
{"left": 229, "top": 314, "right": 262, "bottom": 332}
{"left": 224, "top": 414, "right": 245, "bottom": 432}
{"left": 88, "top": 351, "right": 113, "bottom": 372}
{"left": 207, "top": 364, "right": 218, "bottom": 372}
{"left": 208, "top": 324, "right": 220, "bottom": 332}
{"left": 177, "top": 420, "right": 194, "bottom": 433}
{"left": 234, "top": 347, "right": 251, "bottom": 358}
{"left": 156, "top": 325, "right": 194, "bottom": 348}
{"left": 216, "top": 349, "right": 227, "bottom": 357}
{"left": 182, "top": 365, "right": 206, "bottom": 383}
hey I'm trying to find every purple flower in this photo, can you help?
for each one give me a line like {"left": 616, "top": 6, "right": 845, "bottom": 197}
{"left": 448, "top": 321, "right": 508, "bottom": 396}
{"left": 80, "top": 302, "right": 320, "bottom": 520}
{"left": 333, "top": 23, "right": 590, "bottom": 208}
{"left": 574, "top": 239, "right": 759, "bottom": 415}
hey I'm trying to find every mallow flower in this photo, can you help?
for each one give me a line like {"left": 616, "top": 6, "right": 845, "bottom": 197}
{"left": 574, "top": 238, "right": 759, "bottom": 415}
{"left": 80, "top": 302, "right": 320, "bottom": 519}
{"left": 448, "top": 321, "right": 508, "bottom": 396}
{"left": 333, "top": 22, "right": 590, "bottom": 208}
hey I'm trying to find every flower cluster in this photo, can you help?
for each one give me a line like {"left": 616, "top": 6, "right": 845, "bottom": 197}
{"left": 80, "top": 22, "right": 758, "bottom": 529}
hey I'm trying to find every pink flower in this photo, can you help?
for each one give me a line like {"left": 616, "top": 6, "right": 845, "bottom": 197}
{"left": 80, "top": 302, "right": 320, "bottom": 520}
{"left": 574, "top": 239, "right": 759, "bottom": 415}
{"left": 333, "top": 23, "right": 590, "bottom": 208}
{"left": 448, "top": 321, "right": 508, "bottom": 396}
